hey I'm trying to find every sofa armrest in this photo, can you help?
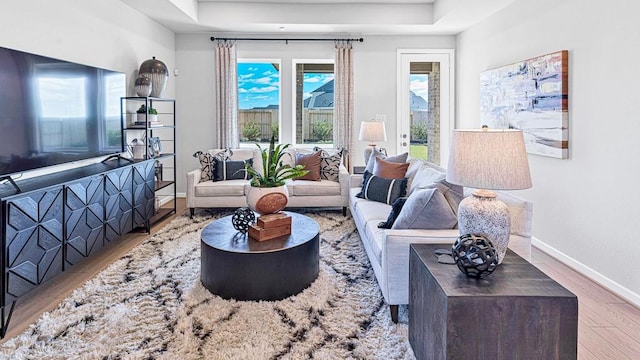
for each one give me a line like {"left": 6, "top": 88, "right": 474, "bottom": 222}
{"left": 350, "top": 174, "right": 363, "bottom": 188}
{"left": 382, "top": 229, "right": 460, "bottom": 305}
{"left": 186, "top": 168, "right": 201, "bottom": 208}
{"left": 339, "top": 164, "right": 350, "bottom": 206}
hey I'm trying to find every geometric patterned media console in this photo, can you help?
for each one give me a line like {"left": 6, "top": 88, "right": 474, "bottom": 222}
{"left": 0, "top": 158, "right": 156, "bottom": 337}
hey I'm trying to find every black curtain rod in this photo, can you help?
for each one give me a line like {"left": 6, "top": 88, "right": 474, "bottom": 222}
{"left": 210, "top": 36, "right": 363, "bottom": 43}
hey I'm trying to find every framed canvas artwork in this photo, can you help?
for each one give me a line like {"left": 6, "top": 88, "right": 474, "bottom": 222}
{"left": 480, "top": 50, "right": 569, "bottom": 158}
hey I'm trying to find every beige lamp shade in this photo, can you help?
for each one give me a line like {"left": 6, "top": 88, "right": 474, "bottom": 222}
{"left": 358, "top": 121, "right": 387, "bottom": 145}
{"left": 446, "top": 129, "right": 532, "bottom": 191}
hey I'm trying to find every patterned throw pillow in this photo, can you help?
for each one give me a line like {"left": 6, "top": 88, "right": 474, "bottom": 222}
{"left": 213, "top": 158, "right": 253, "bottom": 181}
{"left": 356, "top": 170, "right": 408, "bottom": 205}
{"left": 313, "top": 146, "right": 343, "bottom": 182}
{"left": 193, "top": 149, "right": 230, "bottom": 182}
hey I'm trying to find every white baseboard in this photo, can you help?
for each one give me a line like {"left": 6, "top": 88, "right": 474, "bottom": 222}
{"left": 532, "top": 237, "right": 640, "bottom": 308}
{"left": 177, "top": 192, "right": 186, "bottom": 198}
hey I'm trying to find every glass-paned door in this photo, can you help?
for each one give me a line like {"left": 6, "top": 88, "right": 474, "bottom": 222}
{"left": 397, "top": 50, "right": 454, "bottom": 167}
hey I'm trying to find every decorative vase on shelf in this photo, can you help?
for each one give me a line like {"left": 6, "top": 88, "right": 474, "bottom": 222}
{"left": 139, "top": 56, "right": 168, "bottom": 98}
{"left": 135, "top": 76, "right": 152, "bottom": 97}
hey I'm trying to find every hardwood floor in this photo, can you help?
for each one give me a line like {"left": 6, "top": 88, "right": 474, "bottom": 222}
{"left": 2, "top": 199, "right": 639, "bottom": 360}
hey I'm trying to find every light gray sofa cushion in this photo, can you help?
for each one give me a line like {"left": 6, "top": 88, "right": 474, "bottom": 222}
{"left": 392, "top": 188, "right": 458, "bottom": 229}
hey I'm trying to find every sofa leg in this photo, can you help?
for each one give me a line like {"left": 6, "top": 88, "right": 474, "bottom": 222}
{"left": 189, "top": 208, "right": 195, "bottom": 218}
{"left": 390, "top": 305, "right": 399, "bottom": 323}
{"left": 343, "top": 207, "right": 347, "bottom": 216}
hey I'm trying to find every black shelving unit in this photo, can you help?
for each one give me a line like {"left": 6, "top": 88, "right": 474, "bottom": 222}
{"left": 120, "top": 96, "right": 177, "bottom": 225}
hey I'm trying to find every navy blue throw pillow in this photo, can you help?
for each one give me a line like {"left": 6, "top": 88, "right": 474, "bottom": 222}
{"left": 356, "top": 170, "right": 408, "bottom": 205}
{"left": 378, "top": 196, "right": 409, "bottom": 229}
{"left": 213, "top": 158, "right": 253, "bottom": 181}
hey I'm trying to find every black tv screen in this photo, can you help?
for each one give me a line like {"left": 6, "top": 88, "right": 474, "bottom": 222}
{"left": 0, "top": 46, "right": 125, "bottom": 177}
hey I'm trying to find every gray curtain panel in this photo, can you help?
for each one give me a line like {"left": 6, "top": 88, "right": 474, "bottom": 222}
{"left": 334, "top": 40, "right": 354, "bottom": 172}
{"left": 214, "top": 40, "right": 239, "bottom": 149}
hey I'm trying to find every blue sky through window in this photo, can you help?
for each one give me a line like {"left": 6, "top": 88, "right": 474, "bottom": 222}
{"left": 237, "top": 62, "right": 334, "bottom": 109}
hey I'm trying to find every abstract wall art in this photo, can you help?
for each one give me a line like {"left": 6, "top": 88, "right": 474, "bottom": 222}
{"left": 480, "top": 50, "right": 569, "bottom": 158}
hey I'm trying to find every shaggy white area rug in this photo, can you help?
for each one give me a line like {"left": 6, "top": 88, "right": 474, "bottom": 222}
{"left": 0, "top": 210, "right": 415, "bottom": 359}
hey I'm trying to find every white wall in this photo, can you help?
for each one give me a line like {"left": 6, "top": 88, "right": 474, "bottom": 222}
{"left": 0, "top": 0, "right": 175, "bottom": 175}
{"left": 175, "top": 34, "right": 455, "bottom": 193}
{"left": 457, "top": 0, "right": 640, "bottom": 304}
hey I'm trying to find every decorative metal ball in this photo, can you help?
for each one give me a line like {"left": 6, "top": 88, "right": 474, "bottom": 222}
{"left": 451, "top": 234, "right": 499, "bottom": 278}
{"left": 232, "top": 207, "right": 256, "bottom": 233}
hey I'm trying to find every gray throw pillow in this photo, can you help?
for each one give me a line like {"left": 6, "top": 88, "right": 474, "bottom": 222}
{"left": 422, "top": 180, "right": 464, "bottom": 218}
{"left": 356, "top": 170, "right": 408, "bottom": 205}
{"left": 364, "top": 149, "right": 408, "bottom": 174}
{"left": 392, "top": 188, "right": 458, "bottom": 229}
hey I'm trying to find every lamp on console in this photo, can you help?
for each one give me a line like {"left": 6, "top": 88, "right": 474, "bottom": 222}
{"left": 446, "top": 127, "right": 532, "bottom": 264}
{"left": 358, "top": 120, "right": 387, "bottom": 164}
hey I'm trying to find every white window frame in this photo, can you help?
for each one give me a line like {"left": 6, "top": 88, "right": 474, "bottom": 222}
{"left": 291, "top": 58, "right": 335, "bottom": 149}
{"left": 237, "top": 58, "right": 282, "bottom": 148}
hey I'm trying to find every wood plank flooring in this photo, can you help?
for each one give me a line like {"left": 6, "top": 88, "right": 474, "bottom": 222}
{"left": 1, "top": 199, "right": 639, "bottom": 360}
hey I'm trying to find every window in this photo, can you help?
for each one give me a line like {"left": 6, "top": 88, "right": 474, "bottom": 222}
{"left": 294, "top": 61, "right": 334, "bottom": 146}
{"left": 237, "top": 61, "right": 281, "bottom": 144}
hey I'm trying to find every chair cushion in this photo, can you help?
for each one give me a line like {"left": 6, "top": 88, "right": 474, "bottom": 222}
{"left": 194, "top": 179, "right": 248, "bottom": 197}
{"left": 291, "top": 179, "right": 341, "bottom": 196}
{"left": 357, "top": 170, "right": 408, "bottom": 205}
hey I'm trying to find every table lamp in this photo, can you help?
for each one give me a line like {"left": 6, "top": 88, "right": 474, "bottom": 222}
{"left": 446, "top": 128, "right": 532, "bottom": 264}
{"left": 359, "top": 120, "right": 387, "bottom": 164}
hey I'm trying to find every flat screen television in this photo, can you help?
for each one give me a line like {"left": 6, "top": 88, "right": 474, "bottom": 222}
{"left": 0, "top": 45, "right": 125, "bottom": 178}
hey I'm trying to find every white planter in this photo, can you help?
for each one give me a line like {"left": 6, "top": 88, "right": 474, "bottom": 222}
{"left": 246, "top": 185, "right": 289, "bottom": 215}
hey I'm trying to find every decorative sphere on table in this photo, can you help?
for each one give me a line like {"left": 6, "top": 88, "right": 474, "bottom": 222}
{"left": 232, "top": 207, "right": 256, "bottom": 233}
{"left": 451, "top": 234, "right": 499, "bottom": 278}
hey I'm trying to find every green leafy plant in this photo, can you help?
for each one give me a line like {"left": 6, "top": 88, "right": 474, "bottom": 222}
{"left": 242, "top": 121, "right": 261, "bottom": 141}
{"left": 312, "top": 121, "right": 333, "bottom": 142}
{"left": 245, "top": 134, "right": 308, "bottom": 187}
{"left": 410, "top": 123, "right": 427, "bottom": 143}
{"left": 137, "top": 104, "right": 158, "bottom": 115}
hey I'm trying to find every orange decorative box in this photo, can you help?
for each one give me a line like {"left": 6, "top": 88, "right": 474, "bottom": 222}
{"left": 248, "top": 223, "right": 292, "bottom": 242}
{"left": 257, "top": 212, "right": 292, "bottom": 229}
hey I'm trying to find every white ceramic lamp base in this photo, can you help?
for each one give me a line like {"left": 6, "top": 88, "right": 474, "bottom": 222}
{"left": 457, "top": 192, "right": 511, "bottom": 264}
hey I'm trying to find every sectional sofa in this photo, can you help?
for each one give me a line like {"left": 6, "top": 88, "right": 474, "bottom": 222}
{"left": 349, "top": 158, "right": 534, "bottom": 322}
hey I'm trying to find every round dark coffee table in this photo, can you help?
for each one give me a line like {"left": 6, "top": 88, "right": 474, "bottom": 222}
{"left": 200, "top": 211, "right": 320, "bottom": 301}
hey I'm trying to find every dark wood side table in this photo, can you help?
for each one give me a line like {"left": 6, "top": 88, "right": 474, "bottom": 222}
{"left": 200, "top": 211, "right": 319, "bottom": 301}
{"left": 409, "top": 244, "right": 578, "bottom": 360}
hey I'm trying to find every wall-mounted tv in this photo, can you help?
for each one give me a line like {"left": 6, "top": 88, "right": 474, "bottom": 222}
{"left": 0, "top": 45, "right": 125, "bottom": 178}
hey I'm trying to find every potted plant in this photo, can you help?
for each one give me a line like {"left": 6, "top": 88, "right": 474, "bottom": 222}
{"left": 245, "top": 134, "right": 308, "bottom": 214}
{"left": 136, "top": 104, "right": 158, "bottom": 123}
